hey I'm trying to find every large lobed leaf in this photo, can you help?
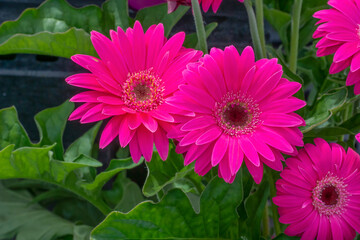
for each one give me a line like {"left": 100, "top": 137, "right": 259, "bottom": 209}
{"left": 0, "top": 183, "right": 92, "bottom": 240}
{"left": 0, "top": 0, "right": 190, "bottom": 58}
{"left": 91, "top": 175, "right": 243, "bottom": 239}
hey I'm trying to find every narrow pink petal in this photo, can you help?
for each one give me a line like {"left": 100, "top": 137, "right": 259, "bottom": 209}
{"left": 255, "top": 127, "right": 294, "bottom": 153}
{"left": 184, "top": 144, "right": 207, "bottom": 165}
{"left": 154, "top": 127, "right": 169, "bottom": 160}
{"left": 146, "top": 24, "right": 165, "bottom": 69}
{"left": 80, "top": 104, "right": 109, "bottom": 123}
{"left": 346, "top": 70, "right": 360, "bottom": 86}
{"left": 118, "top": 117, "right": 135, "bottom": 147}
{"left": 239, "top": 136, "right": 260, "bottom": 167}
{"left": 333, "top": 42, "right": 359, "bottom": 63}
{"left": 194, "top": 149, "right": 212, "bottom": 176}
{"left": 198, "top": 66, "right": 223, "bottom": 100}
{"left": 261, "top": 97, "right": 306, "bottom": 113}
{"left": 330, "top": 216, "right": 343, "bottom": 240}
{"left": 228, "top": 138, "right": 243, "bottom": 175}
{"left": 151, "top": 108, "right": 174, "bottom": 122}
{"left": 127, "top": 113, "right": 141, "bottom": 130}
{"left": 129, "top": 134, "right": 142, "bottom": 163}
{"left": 317, "top": 216, "right": 331, "bottom": 240}
{"left": 70, "top": 91, "right": 103, "bottom": 103}
{"left": 179, "top": 130, "right": 203, "bottom": 146}
{"left": 69, "top": 103, "right": 96, "bottom": 121}
{"left": 211, "top": 134, "right": 229, "bottom": 166}
{"left": 196, "top": 126, "right": 222, "bottom": 145}
{"left": 350, "top": 52, "right": 360, "bottom": 72}
{"left": 141, "top": 113, "right": 158, "bottom": 133}
{"left": 137, "top": 126, "right": 154, "bottom": 162}
{"left": 202, "top": 54, "right": 227, "bottom": 95}
{"left": 262, "top": 113, "right": 304, "bottom": 127}
{"left": 65, "top": 73, "right": 104, "bottom": 92}
{"left": 156, "top": 32, "right": 185, "bottom": 67}
{"left": 249, "top": 137, "right": 275, "bottom": 161}
{"left": 132, "top": 21, "right": 146, "bottom": 71}
{"left": 97, "top": 96, "right": 124, "bottom": 105}
{"left": 224, "top": 46, "right": 240, "bottom": 91}
{"left": 71, "top": 54, "right": 102, "bottom": 72}
{"left": 181, "top": 115, "right": 216, "bottom": 131}
{"left": 99, "top": 117, "right": 121, "bottom": 148}
{"left": 218, "top": 152, "right": 233, "bottom": 183}
{"left": 102, "top": 105, "right": 127, "bottom": 116}
{"left": 245, "top": 159, "right": 263, "bottom": 184}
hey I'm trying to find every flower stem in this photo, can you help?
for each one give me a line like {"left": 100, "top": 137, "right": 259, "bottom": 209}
{"left": 255, "top": 0, "right": 266, "bottom": 57}
{"left": 262, "top": 203, "right": 270, "bottom": 238}
{"left": 267, "top": 169, "right": 281, "bottom": 235}
{"left": 191, "top": 0, "right": 208, "bottom": 54}
{"left": 244, "top": 0, "right": 265, "bottom": 59}
{"left": 289, "top": 0, "right": 303, "bottom": 72}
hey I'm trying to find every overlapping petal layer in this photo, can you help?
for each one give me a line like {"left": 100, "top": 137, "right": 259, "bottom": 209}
{"left": 274, "top": 138, "right": 360, "bottom": 240}
{"left": 168, "top": 46, "right": 305, "bottom": 183}
{"left": 313, "top": 0, "right": 360, "bottom": 94}
{"left": 66, "top": 21, "right": 201, "bottom": 162}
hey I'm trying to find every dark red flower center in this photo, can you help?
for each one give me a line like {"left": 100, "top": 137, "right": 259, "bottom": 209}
{"left": 320, "top": 185, "right": 339, "bottom": 206}
{"left": 222, "top": 103, "right": 250, "bottom": 128}
{"left": 213, "top": 92, "right": 262, "bottom": 137}
{"left": 122, "top": 70, "right": 164, "bottom": 112}
{"left": 133, "top": 83, "right": 152, "bottom": 102}
{"left": 312, "top": 173, "right": 348, "bottom": 216}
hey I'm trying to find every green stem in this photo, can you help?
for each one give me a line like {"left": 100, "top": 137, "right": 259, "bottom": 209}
{"left": 267, "top": 169, "right": 281, "bottom": 235}
{"left": 244, "top": 0, "right": 265, "bottom": 59}
{"left": 255, "top": 0, "right": 266, "bottom": 57}
{"left": 289, "top": 0, "right": 303, "bottom": 72}
{"left": 191, "top": 0, "right": 208, "bottom": 54}
{"left": 262, "top": 203, "right": 270, "bottom": 238}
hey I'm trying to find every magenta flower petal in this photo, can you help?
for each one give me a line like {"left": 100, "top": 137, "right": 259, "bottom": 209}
{"left": 170, "top": 46, "right": 305, "bottom": 183}
{"left": 275, "top": 138, "right": 360, "bottom": 239}
{"left": 66, "top": 21, "right": 201, "bottom": 162}
{"left": 313, "top": 0, "right": 360, "bottom": 94}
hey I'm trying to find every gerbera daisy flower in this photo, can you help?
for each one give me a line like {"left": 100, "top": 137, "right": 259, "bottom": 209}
{"left": 66, "top": 21, "right": 201, "bottom": 162}
{"left": 273, "top": 138, "right": 360, "bottom": 240}
{"left": 313, "top": 0, "right": 360, "bottom": 94}
{"left": 167, "top": 0, "right": 244, "bottom": 13}
{"left": 167, "top": 46, "right": 306, "bottom": 183}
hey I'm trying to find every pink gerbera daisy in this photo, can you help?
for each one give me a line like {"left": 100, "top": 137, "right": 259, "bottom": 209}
{"left": 66, "top": 21, "right": 201, "bottom": 162}
{"left": 313, "top": 0, "right": 360, "bottom": 94}
{"left": 167, "top": 46, "right": 306, "bottom": 183}
{"left": 167, "top": 0, "right": 244, "bottom": 13}
{"left": 273, "top": 138, "right": 360, "bottom": 240}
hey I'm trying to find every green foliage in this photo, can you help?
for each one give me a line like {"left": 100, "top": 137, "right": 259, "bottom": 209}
{"left": 183, "top": 22, "right": 218, "bottom": 49}
{"left": 143, "top": 143, "right": 203, "bottom": 197}
{"left": 0, "top": 0, "right": 190, "bottom": 58}
{"left": 91, "top": 176, "right": 243, "bottom": 239}
{"left": 0, "top": 183, "right": 91, "bottom": 240}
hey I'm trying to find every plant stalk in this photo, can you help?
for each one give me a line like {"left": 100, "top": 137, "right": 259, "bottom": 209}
{"left": 289, "top": 0, "right": 303, "bottom": 72}
{"left": 191, "top": 0, "right": 208, "bottom": 54}
{"left": 262, "top": 202, "right": 270, "bottom": 238}
{"left": 244, "top": 0, "right": 265, "bottom": 59}
{"left": 255, "top": 0, "right": 266, "bottom": 57}
{"left": 267, "top": 169, "right": 281, "bottom": 235}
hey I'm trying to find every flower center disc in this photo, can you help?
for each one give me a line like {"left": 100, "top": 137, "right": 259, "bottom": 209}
{"left": 312, "top": 173, "right": 348, "bottom": 216}
{"left": 122, "top": 70, "right": 164, "bottom": 112}
{"left": 222, "top": 103, "right": 250, "bottom": 128}
{"left": 214, "top": 92, "right": 261, "bottom": 137}
{"left": 320, "top": 185, "right": 339, "bottom": 206}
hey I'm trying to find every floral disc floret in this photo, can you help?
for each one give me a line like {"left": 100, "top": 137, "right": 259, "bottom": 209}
{"left": 122, "top": 69, "right": 164, "bottom": 112}
{"left": 312, "top": 173, "right": 349, "bottom": 217}
{"left": 214, "top": 92, "right": 262, "bottom": 136}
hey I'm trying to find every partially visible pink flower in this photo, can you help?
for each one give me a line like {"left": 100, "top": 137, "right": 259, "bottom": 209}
{"left": 356, "top": 133, "right": 360, "bottom": 143}
{"left": 167, "top": 46, "right": 305, "bottom": 183}
{"left": 274, "top": 138, "right": 360, "bottom": 239}
{"left": 66, "top": 21, "right": 201, "bottom": 163}
{"left": 167, "top": 0, "right": 244, "bottom": 13}
{"left": 129, "top": 0, "right": 166, "bottom": 10}
{"left": 313, "top": 0, "right": 360, "bottom": 94}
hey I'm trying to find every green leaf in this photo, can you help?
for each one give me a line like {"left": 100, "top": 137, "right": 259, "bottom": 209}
{"left": 81, "top": 157, "right": 143, "bottom": 193}
{"left": 341, "top": 113, "right": 360, "bottom": 133}
{"left": 264, "top": 8, "right": 291, "bottom": 51}
{"left": 242, "top": 181, "right": 270, "bottom": 240}
{"left": 273, "top": 233, "right": 300, "bottom": 240}
{"left": 91, "top": 175, "right": 243, "bottom": 239}
{"left": 143, "top": 143, "right": 203, "bottom": 197}
{"left": 0, "top": 183, "right": 91, "bottom": 240}
{"left": 183, "top": 22, "right": 218, "bottom": 49}
{"left": 0, "top": 107, "right": 32, "bottom": 150}
{"left": 0, "top": 144, "right": 111, "bottom": 215}
{"left": 64, "top": 122, "right": 101, "bottom": 162}
{"left": 301, "top": 88, "right": 348, "bottom": 133}
{"left": 34, "top": 101, "right": 74, "bottom": 160}
{"left": 0, "top": 0, "right": 131, "bottom": 58}
{"left": 304, "top": 127, "right": 353, "bottom": 138}
{"left": 135, "top": 4, "right": 190, "bottom": 36}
